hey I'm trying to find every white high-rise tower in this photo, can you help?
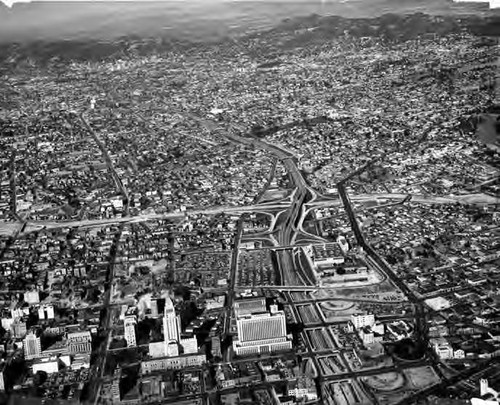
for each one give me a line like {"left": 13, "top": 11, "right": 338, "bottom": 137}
{"left": 23, "top": 331, "right": 41, "bottom": 360}
{"left": 163, "top": 298, "right": 181, "bottom": 343}
{"left": 124, "top": 315, "right": 137, "bottom": 347}
{"left": 162, "top": 298, "right": 182, "bottom": 357}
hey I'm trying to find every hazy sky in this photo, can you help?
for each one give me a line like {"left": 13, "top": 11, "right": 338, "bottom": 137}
{"left": 0, "top": 0, "right": 330, "bottom": 5}
{"left": 1, "top": 0, "right": 499, "bottom": 7}
{"left": 0, "top": 0, "right": 498, "bottom": 43}
{"left": 0, "top": 0, "right": 356, "bottom": 6}
{"left": 0, "top": 0, "right": 340, "bottom": 42}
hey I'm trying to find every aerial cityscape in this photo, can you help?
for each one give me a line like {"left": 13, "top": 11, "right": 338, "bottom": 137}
{"left": 0, "top": 0, "right": 500, "bottom": 405}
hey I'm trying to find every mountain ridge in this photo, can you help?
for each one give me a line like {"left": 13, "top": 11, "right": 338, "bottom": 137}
{"left": 1, "top": 11, "right": 499, "bottom": 69}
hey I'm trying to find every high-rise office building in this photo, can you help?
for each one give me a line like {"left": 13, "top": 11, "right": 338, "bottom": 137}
{"left": 24, "top": 331, "right": 42, "bottom": 360}
{"left": 150, "top": 299, "right": 159, "bottom": 318}
{"left": 38, "top": 305, "right": 55, "bottom": 321}
{"left": 237, "top": 312, "right": 286, "bottom": 342}
{"left": 124, "top": 316, "right": 137, "bottom": 347}
{"left": 163, "top": 298, "right": 180, "bottom": 344}
{"left": 211, "top": 336, "right": 222, "bottom": 359}
{"left": 111, "top": 369, "right": 121, "bottom": 403}
{"left": 233, "top": 311, "right": 292, "bottom": 356}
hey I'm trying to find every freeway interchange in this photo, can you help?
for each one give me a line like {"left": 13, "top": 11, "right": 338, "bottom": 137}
{"left": 203, "top": 117, "right": 480, "bottom": 405}
{"left": 2, "top": 111, "right": 497, "bottom": 405}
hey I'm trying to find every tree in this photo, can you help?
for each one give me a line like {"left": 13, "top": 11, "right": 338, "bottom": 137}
{"left": 33, "top": 370, "right": 48, "bottom": 387}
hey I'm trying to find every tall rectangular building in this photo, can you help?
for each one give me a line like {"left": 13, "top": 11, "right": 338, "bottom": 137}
{"left": 163, "top": 298, "right": 180, "bottom": 344}
{"left": 124, "top": 316, "right": 137, "bottom": 347}
{"left": 24, "top": 331, "right": 42, "bottom": 360}
{"left": 111, "top": 369, "right": 121, "bottom": 403}
{"left": 211, "top": 336, "right": 221, "bottom": 359}
{"left": 233, "top": 311, "right": 291, "bottom": 356}
{"left": 38, "top": 305, "right": 55, "bottom": 321}
{"left": 237, "top": 313, "right": 286, "bottom": 342}
{"left": 150, "top": 299, "right": 159, "bottom": 318}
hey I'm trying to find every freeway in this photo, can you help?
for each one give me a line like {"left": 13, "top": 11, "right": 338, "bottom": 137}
{"left": 241, "top": 233, "right": 280, "bottom": 247}
{"left": 351, "top": 192, "right": 500, "bottom": 205}
{"left": 282, "top": 295, "right": 409, "bottom": 305}
{"left": 191, "top": 114, "right": 442, "bottom": 303}
{"left": 187, "top": 113, "right": 320, "bottom": 285}
{"left": 7, "top": 188, "right": 489, "bottom": 241}
{"left": 0, "top": 202, "right": 289, "bottom": 236}
{"left": 9, "top": 186, "right": 492, "bottom": 239}
{"left": 320, "top": 358, "right": 431, "bottom": 383}
{"left": 171, "top": 115, "right": 318, "bottom": 340}
{"left": 307, "top": 191, "right": 500, "bottom": 209}
{"left": 236, "top": 283, "right": 405, "bottom": 294}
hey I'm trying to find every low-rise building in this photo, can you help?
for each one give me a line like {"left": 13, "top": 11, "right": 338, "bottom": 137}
{"left": 141, "top": 354, "right": 206, "bottom": 374}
